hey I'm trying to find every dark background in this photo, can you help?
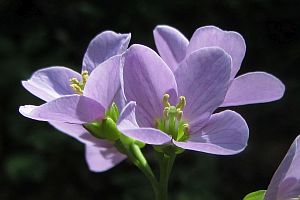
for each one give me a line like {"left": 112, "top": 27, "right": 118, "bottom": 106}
{"left": 1, "top": 0, "right": 299, "bottom": 199}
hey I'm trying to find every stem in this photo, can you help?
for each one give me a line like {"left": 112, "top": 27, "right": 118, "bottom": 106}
{"left": 129, "top": 143, "right": 160, "bottom": 198}
{"left": 157, "top": 152, "right": 176, "bottom": 200}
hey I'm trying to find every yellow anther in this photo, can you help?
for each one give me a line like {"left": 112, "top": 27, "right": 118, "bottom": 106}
{"left": 70, "top": 78, "right": 80, "bottom": 85}
{"left": 183, "top": 123, "right": 189, "bottom": 133}
{"left": 70, "top": 71, "right": 89, "bottom": 95}
{"left": 177, "top": 110, "right": 183, "bottom": 120}
{"left": 70, "top": 84, "right": 83, "bottom": 95}
{"left": 162, "top": 93, "right": 171, "bottom": 107}
{"left": 176, "top": 96, "right": 186, "bottom": 110}
{"left": 81, "top": 70, "right": 89, "bottom": 85}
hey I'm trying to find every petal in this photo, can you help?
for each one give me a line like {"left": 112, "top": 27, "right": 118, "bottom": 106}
{"left": 83, "top": 56, "right": 122, "bottom": 110}
{"left": 117, "top": 102, "right": 171, "bottom": 145}
{"left": 123, "top": 44, "right": 178, "bottom": 127}
{"left": 265, "top": 135, "right": 300, "bottom": 200}
{"left": 174, "top": 47, "right": 231, "bottom": 128}
{"left": 82, "top": 31, "right": 131, "bottom": 73}
{"left": 173, "top": 110, "right": 249, "bottom": 155}
{"left": 221, "top": 72, "right": 285, "bottom": 107}
{"left": 153, "top": 25, "right": 189, "bottom": 72}
{"left": 49, "top": 122, "right": 112, "bottom": 147}
{"left": 19, "top": 95, "right": 105, "bottom": 124}
{"left": 22, "top": 67, "right": 81, "bottom": 101}
{"left": 85, "top": 145, "right": 126, "bottom": 172}
{"left": 187, "top": 26, "right": 246, "bottom": 79}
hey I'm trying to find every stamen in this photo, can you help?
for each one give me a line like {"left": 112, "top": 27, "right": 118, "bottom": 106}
{"left": 162, "top": 94, "right": 171, "bottom": 107}
{"left": 176, "top": 96, "right": 186, "bottom": 110}
{"left": 177, "top": 110, "right": 183, "bottom": 120}
{"left": 158, "top": 93, "right": 190, "bottom": 141}
{"left": 70, "top": 78, "right": 80, "bottom": 85}
{"left": 69, "top": 71, "right": 89, "bottom": 95}
{"left": 81, "top": 70, "right": 89, "bottom": 85}
{"left": 183, "top": 124, "right": 189, "bottom": 133}
{"left": 70, "top": 84, "right": 83, "bottom": 95}
{"left": 163, "top": 107, "right": 169, "bottom": 118}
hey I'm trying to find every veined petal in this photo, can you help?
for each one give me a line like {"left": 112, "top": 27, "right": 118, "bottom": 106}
{"left": 153, "top": 25, "right": 189, "bottom": 72}
{"left": 123, "top": 44, "right": 178, "bottom": 127}
{"left": 22, "top": 67, "right": 81, "bottom": 102}
{"left": 49, "top": 122, "right": 112, "bottom": 147}
{"left": 19, "top": 95, "right": 105, "bottom": 124}
{"left": 83, "top": 56, "right": 122, "bottom": 110}
{"left": 85, "top": 145, "right": 126, "bottom": 172}
{"left": 173, "top": 110, "right": 249, "bottom": 155}
{"left": 175, "top": 47, "right": 231, "bottom": 128}
{"left": 187, "top": 26, "right": 246, "bottom": 79}
{"left": 221, "top": 72, "right": 285, "bottom": 107}
{"left": 265, "top": 135, "right": 300, "bottom": 200}
{"left": 117, "top": 102, "right": 171, "bottom": 145}
{"left": 82, "top": 31, "right": 131, "bottom": 73}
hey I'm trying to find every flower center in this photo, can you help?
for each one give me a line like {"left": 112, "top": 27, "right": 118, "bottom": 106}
{"left": 69, "top": 70, "right": 89, "bottom": 95}
{"left": 156, "top": 93, "right": 189, "bottom": 141}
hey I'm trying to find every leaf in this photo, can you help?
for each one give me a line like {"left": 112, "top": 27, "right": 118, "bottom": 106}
{"left": 243, "top": 190, "right": 266, "bottom": 200}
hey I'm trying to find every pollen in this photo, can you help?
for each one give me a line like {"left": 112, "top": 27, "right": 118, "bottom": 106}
{"left": 69, "top": 70, "right": 89, "bottom": 95}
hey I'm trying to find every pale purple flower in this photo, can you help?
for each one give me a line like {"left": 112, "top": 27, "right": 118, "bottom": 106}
{"left": 118, "top": 44, "right": 249, "bottom": 155}
{"left": 265, "top": 135, "right": 300, "bottom": 200}
{"left": 20, "top": 31, "right": 131, "bottom": 172}
{"left": 153, "top": 25, "right": 285, "bottom": 106}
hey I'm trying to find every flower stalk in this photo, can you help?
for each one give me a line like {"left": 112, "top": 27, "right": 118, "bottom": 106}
{"left": 157, "top": 152, "right": 176, "bottom": 200}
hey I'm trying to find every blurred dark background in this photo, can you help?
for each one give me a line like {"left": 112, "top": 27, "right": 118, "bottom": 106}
{"left": 1, "top": 0, "right": 299, "bottom": 199}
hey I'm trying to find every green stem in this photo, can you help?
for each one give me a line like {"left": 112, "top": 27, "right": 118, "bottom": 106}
{"left": 129, "top": 143, "right": 160, "bottom": 198}
{"left": 157, "top": 152, "right": 176, "bottom": 200}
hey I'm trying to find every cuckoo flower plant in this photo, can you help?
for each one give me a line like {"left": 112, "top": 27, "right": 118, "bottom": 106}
{"left": 118, "top": 44, "right": 249, "bottom": 155}
{"left": 153, "top": 25, "right": 285, "bottom": 106}
{"left": 20, "top": 54, "right": 128, "bottom": 172}
{"left": 20, "top": 31, "right": 130, "bottom": 172}
{"left": 264, "top": 135, "right": 300, "bottom": 200}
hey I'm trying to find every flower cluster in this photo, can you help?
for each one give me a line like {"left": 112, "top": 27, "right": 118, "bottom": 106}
{"left": 19, "top": 25, "right": 295, "bottom": 199}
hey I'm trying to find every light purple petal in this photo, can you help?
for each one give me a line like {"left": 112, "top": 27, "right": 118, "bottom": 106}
{"left": 153, "top": 25, "right": 189, "bottom": 72}
{"left": 22, "top": 67, "right": 81, "bottom": 102}
{"left": 82, "top": 31, "right": 131, "bottom": 73}
{"left": 123, "top": 44, "right": 178, "bottom": 127}
{"left": 117, "top": 101, "right": 139, "bottom": 129}
{"left": 117, "top": 101, "right": 171, "bottom": 145}
{"left": 174, "top": 47, "right": 231, "bottom": 128}
{"left": 49, "top": 122, "right": 112, "bottom": 148}
{"left": 173, "top": 110, "right": 249, "bottom": 155}
{"left": 83, "top": 55, "right": 122, "bottom": 110}
{"left": 221, "top": 72, "right": 285, "bottom": 107}
{"left": 265, "top": 135, "right": 300, "bottom": 200}
{"left": 85, "top": 145, "right": 126, "bottom": 172}
{"left": 19, "top": 95, "right": 105, "bottom": 124}
{"left": 187, "top": 26, "right": 246, "bottom": 79}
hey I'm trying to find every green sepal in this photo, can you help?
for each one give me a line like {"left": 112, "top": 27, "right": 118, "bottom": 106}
{"left": 243, "top": 190, "right": 266, "bottom": 200}
{"left": 114, "top": 135, "right": 145, "bottom": 154}
{"left": 154, "top": 144, "right": 184, "bottom": 155}
{"left": 105, "top": 103, "right": 119, "bottom": 123}
{"left": 119, "top": 134, "right": 145, "bottom": 148}
{"left": 83, "top": 117, "right": 120, "bottom": 141}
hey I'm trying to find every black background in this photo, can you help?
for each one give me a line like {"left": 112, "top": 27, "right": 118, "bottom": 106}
{"left": 1, "top": 0, "right": 299, "bottom": 199}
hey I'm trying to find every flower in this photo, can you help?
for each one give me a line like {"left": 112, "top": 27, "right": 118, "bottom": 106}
{"left": 153, "top": 25, "right": 285, "bottom": 106}
{"left": 264, "top": 135, "right": 300, "bottom": 200}
{"left": 118, "top": 44, "right": 249, "bottom": 155}
{"left": 20, "top": 31, "right": 131, "bottom": 172}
